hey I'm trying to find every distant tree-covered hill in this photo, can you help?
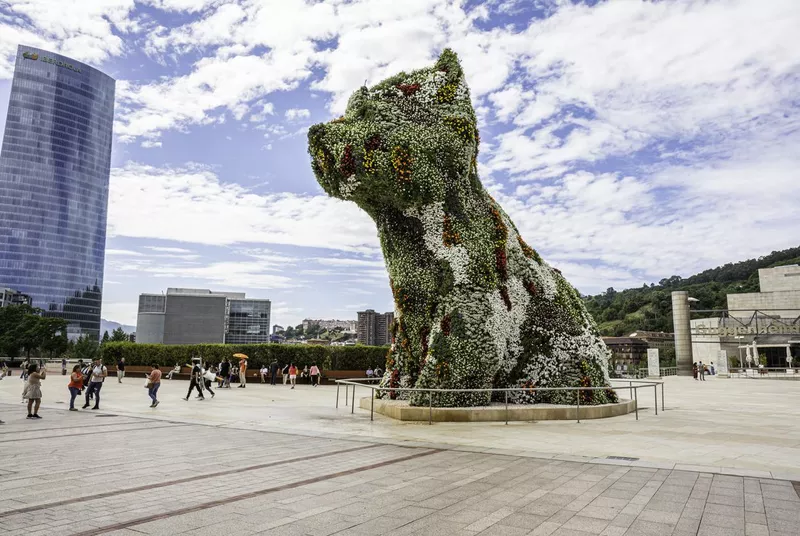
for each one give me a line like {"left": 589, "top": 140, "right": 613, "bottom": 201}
{"left": 583, "top": 247, "right": 800, "bottom": 336}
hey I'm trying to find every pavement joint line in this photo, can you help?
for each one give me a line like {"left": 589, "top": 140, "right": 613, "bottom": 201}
{"left": 0, "top": 443, "right": 385, "bottom": 518}
{"left": 72, "top": 448, "right": 443, "bottom": 536}
{"left": 0, "top": 420, "right": 157, "bottom": 435}
{"left": 0, "top": 422, "right": 188, "bottom": 443}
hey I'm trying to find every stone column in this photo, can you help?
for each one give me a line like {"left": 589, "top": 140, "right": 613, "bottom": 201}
{"left": 671, "top": 291, "right": 693, "bottom": 376}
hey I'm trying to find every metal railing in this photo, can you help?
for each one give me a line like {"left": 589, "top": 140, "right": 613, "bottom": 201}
{"left": 729, "top": 367, "right": 800, "bottom": 380}
{"left": 335, "top": 378, "right": 664, "bottom": 425}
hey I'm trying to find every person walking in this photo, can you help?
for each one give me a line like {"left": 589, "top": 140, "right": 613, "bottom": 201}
{"left": 692, "top": 362, "right": 698, "bottom": 380}
{"left": 61, "top": 358, "right": 67, "bottom": 376}
{"left": 184, "top": 358, "right": 205, "bottom": 401}
{"left": 68, "top": 365, "right": 83, "bottom": 411}
{"left": 288, "top": 363, "right": 297, "bottom": 389}
{"left": 202, "top": 365, "right": 216, "bottom": 399}
{"left": 82, "top": 359, "right": 107, "bottom": 410}
{"left": 147, "top": 365, "right": 162, "bottom": 407}
{"left": 238, "top": 355, "right": 248, "bottom": 388}
{"left": 117, "top": 358, "right": 126, "bottom": 383}
{"left": 219, "top": 359, "right": 230, "bottom": 388}
{"left": 269, "top": 360, "right": 279, "bottom": 386}
{"left": 25, "top": 363, "right": 46, "bottom": 419}
{"left": 282, "top": 363, "right": 289, "bottom": 385}
{"left": 310, "top": 363, "right": 320, "bottom": 387}
{"left": 698, "top": 361, "right": 706, "bottom": 381}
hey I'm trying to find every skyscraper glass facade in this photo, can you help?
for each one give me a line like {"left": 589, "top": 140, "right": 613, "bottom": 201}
{"left": 0, "top": 45, "right": 115, "bottom": 340}
{"left": 225, "top": 299, "right": 272, "bottom": 344}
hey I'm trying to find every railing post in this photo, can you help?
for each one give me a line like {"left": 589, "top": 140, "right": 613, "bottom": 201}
{"left": 634, "top": 387, "right": 638, "bottom": 421}
{"left": 370, "top": 388, "right": 374, "bottom": 421}
{"left": 428, "top": 392, "right": 433, "bottom": 425}
{"left": 576, "top": 388, "right": 581, "bottom": 423}
{"left": 629, "top": 381, "right": 632, "bottom": 400}
{"left": 336, "top": 382, "right": 340, "bottom": 408}
{"left": 661, "top": 383, "right": 665, "bottom": 411}
{"left": 654, "top": 384, "right": 658, "bottom": 415}
{"left": 351, "top": 383, "right": 356, "bottom": 414}
{"left": 345, "top": 384, "right": 349, "bottom": 406}
{"left": 505, "top": 391, "right": 509, "bottom": 425}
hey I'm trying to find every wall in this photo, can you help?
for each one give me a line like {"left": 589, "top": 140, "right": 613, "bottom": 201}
{"left": 163, "top": 295, "right": 226, "bottom": 345}
{"left": 136, "top": 313, "right": 165, "bottom": 344}
{"left": 727, "top": 290, "right": 800, "bottom": 317}
{"left": 759, "top": 265, "right": 800, "bottom": 292}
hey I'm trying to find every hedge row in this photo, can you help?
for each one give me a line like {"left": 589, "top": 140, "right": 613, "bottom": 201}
{"left": 101, "top": 342, "right": 389, "bottom": 371}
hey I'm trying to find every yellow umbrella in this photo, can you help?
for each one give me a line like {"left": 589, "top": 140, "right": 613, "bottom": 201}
{"left": 232, "top": 353, "right": 248, "bottom": 359}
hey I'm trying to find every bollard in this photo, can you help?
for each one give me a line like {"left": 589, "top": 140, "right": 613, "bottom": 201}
{"left": 505, "top": 391, "right": 509, "bottom": 425}
{"left": 576, "top": 388, "right": 581, "bottom": 423}
{"left": 634, "top": 387, "right": 638, "bottom": 421}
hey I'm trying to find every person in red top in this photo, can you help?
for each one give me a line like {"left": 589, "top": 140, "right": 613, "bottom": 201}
{"left": 147, "top": 365, "right": 162, "bottom": 408}
{"left": 68, "top": 365, "right": 83, "bottom": 411}
{"left": 288, "top": 364, "right": 297, "bottom": 389}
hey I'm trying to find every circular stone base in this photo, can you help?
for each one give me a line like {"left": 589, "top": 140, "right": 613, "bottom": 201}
{"left": 359, "top": 397, "right": 636, "bottom": 422}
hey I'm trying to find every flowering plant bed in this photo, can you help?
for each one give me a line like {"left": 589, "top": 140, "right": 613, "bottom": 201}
{"left": 309, "top": 50, "right": 616, "bottom": 408}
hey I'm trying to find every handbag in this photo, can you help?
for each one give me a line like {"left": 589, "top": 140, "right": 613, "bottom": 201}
{"left": 144, "top": 379, "right": 152, "bottom": 388}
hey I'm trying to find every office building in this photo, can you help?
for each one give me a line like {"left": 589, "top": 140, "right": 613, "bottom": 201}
{"left": 136, "top": 288, "right": 271, "bottom": 345}
{"left": 1, "top": 287, "right": 32, "bottom": 308}
{"left": 0, "top": 46, "right": 115, "bottom": 340}
{"left": 689, "top": 265, "right": 800, "bottom": 368}
{"left": 357, "top": 309, "right": 394, "bottom": 346}
{"left": 272, "top": 324, "right": 284, "bottom": 334}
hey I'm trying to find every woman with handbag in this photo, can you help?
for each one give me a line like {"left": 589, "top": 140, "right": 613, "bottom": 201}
{"left": 146, "top": 364, "right": 162, "bottom": 407}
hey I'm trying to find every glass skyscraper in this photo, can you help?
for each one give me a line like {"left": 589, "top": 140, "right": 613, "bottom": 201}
{"left": 0, "top": 45, "right": 115, "bottom": 340}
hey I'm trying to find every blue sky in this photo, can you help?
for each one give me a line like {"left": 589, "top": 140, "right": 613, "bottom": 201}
{"left": 0, "top": 0, "right": 798, "bottom": 328}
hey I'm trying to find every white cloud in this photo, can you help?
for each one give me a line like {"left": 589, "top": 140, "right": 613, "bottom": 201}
{"left": 106, "top": 249, "right": 144, "bottom": 256}
{"left": 141, "top": 140, "right": 162, "bottom": 149}
{"left": 108, "top": 162, "right": 379, "bottom": 253}
{"left": 284, "top": 108, "right": 310, "bottom": 121}
{"left": 145, "top": 246, "right": 194, "bottom": 254}
{"left": 0, "top": 0, "right": 137, "bottom": 78}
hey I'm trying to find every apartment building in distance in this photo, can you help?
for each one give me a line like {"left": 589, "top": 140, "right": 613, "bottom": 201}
{"left": 1, "top": 287, "right": 32, "bottom": 308}
{"left": 357, "top": 309, "right": 394, "bottom": 346}
{"left": 136, "top": 288, "right": 271, "bottom": 345}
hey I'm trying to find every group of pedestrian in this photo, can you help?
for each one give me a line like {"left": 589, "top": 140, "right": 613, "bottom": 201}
{"left": 692, "top": 361, "right": 716, "bottom": 380}
{"left": 184, "top": 357, "right": 218, "bottom": 401}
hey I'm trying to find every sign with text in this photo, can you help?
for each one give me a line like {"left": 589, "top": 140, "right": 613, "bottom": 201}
{"left": 647, "top": 348, "right": 660, "bottom": 377}
{"left": 716, "top": 350, "right": 729, "bottom": 376}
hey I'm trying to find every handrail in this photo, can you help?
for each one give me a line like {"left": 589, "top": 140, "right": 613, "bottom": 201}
{"left": 335, "top": 377, "right": 663, "bottom": 425}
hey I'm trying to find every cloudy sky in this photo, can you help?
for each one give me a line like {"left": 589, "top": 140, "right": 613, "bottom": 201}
{"left": 0, "top": 0, "right": 798, "bottom": 328}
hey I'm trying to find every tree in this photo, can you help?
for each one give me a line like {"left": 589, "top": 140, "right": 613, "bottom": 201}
{"left": 110, "top": 327, "right": 128, "bottom": 342}
{"left": 39, "top": 317, "right": 69, "bottom": 358}
{"left": 70, "top": 335, "right": 100, "bottom": 362}
{"left": 102, "top": 331, "right": 110, "bottom": 344}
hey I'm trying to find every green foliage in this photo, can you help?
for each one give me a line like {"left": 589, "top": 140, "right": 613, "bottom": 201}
{"left": 102, "top": 330, "right": 110, "bottom": 344}
{"left": 100, "top": 342, "right": 388, "bottom": 371}
{"left": 110, "top": 327, "right": 129, "bottom": 342}
{"left": 0, "top": 304, "right": 69, "bottom": 358}
{"left": 584, "top": 247, "right": 800, "bottom": 336}
{"left": 70, "top": 335, "right": 100, "bottom": 361}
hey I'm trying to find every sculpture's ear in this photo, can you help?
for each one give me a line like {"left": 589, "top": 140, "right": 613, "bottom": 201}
{"left": 435, "top": 48, "right": 463, "bottom": 82}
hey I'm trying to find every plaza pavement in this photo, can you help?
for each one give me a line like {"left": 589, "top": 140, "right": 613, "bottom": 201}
{"left": 0, "top": 372, "right": 799, "bottom": 535}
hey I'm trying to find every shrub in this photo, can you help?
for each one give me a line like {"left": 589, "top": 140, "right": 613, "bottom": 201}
{"left": 101, "top": 342, "right": 387, "bottom": 372}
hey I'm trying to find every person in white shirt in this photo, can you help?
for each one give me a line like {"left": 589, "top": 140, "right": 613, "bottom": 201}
{"left": 260, "top": 366, "right": 268, "bottom": 383}
{"left": 82, "top": 359, "right": 107, "bottom": 410}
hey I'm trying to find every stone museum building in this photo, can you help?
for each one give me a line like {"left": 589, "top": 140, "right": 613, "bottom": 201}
{"left": 689, "top": 265, "right": 800, "bottom": 368}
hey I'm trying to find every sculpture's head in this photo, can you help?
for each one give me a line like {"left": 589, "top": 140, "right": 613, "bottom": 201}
{"left": 308, "top": 49, "right": 479, "bottom": 216}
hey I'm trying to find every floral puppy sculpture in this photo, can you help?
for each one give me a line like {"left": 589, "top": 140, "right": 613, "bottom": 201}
{"left": 308, "top": 50, "right": 616, "bottom": 407}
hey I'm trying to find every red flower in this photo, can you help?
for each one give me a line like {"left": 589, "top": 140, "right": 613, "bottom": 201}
{"left": 396, "top": 83, "right": 420, "bottom": 96}
{"left": 495, "top": 248, "right": 508, "bottom": 281}
{"left": 339, "top": 144, "right": 356, "bottom": 177}
{"left": 440, "top": 315, "right": 451, "bottom": 336}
